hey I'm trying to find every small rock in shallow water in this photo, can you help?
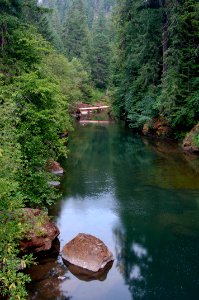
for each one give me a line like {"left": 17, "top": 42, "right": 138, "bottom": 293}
{"left": 62, "top": 233, "right": 114, "bottom": 272}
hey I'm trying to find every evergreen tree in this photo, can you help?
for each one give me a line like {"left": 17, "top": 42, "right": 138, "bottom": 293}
{"left": 39, "top": 0, "right": 115, "bottom": 75}
{"left": 158, "top": 0, "right": 199, "bottom": 131}
{"left": 62, "top": 0, "right": 90, "bottom": 63}
{"left": 24, "top": 0, "right": 64, "bottom": 51}
{"left": 112, "top": 0, "right": 199, "bottom": 136}
{"left": 90, "top": 5, "right": 111, "bottom": 88}
{"left": 39, "top": 1, "right": 65, "bottom": 51}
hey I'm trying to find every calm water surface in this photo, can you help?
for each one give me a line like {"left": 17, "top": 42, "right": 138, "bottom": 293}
{"left": 28, "top": 123, "right": 199, "bottom": 300}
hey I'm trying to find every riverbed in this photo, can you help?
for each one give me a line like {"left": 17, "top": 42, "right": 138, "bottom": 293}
{"left": 27, "top": 122, "right": 199, "bottom": 300}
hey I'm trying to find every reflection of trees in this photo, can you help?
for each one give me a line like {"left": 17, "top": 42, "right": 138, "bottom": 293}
{"left": 110, "top": 129, "right": 199, "bottom": 300}
{"left": 61, "top": 123, "right": 112, "bottom": 198}
{"left": 143, "top": 137, "right": 199, "bottom": 189}
{"left": 113, "top": 210, "right": 199, "bottom": 299}
{"left": 114, "top": 228, "right": 149, "bottom": 299}
{"left": 26, "top": 240, "right": 72, "bottom": 300}
{"left": 61, "top": 123, "right": 156, "bottom": 200}
{"left": 50, "top": 123, "right": 199, "bottom": 299}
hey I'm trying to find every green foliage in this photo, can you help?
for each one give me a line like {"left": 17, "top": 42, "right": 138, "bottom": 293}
{"left": 12, "top": 69, "right": 70, "bottom": 206}
{"left": 41, "top": 0, "right": 115, "bottom": 88}
{"left": 89, "top": 7, "right": 111, "bottom": 89}
{"left": 90, "top": 88, "right": 107, "bottom": 103}
{"left": 0, "top": 78, "right": 33, "bottom": 299}
{"left": 1, "top": 24, "right": 72, "bottom": 207}
{"left": 0, "top": 0, "right": 22, "bottom": 15}
{"left": 0, "top": 244, "right": 33, "bottom": 300}
{"left": 0, "top": 80, "right": 23, "bottom": 211}
{"left": 112, "top": 0, "right": 199, "bottom": 135}
{"left": 43, "top": 53, "right": 93, "bottom": 107}
{"left": 0, "top": 1, "right": 98, "bottom": 298}
{"left": 0, "top": 1, "right": 116, "bottom": 298}
{"left": 62, "top": 0, "right": 90, "bottom": 63}
{"left": 157, "top": 0, "right": 199, "bottom": 132}
{"left": 112, "top": 0, "right": 162, "bottom": 125}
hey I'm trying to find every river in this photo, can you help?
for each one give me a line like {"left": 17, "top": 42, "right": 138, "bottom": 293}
{"left": 27, "top": 122, "right": 199, "bottom": 300}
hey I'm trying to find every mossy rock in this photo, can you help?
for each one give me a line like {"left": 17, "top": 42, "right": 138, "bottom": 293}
{"left": 19, "top": 208, "right": 60, "bottom": 253}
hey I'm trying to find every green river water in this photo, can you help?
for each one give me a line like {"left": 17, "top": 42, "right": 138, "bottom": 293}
{"left": 27, "top": 122, "right": 199, "bottom": 300}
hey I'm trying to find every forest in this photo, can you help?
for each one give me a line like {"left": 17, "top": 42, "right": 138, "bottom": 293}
{"left": 113, "top": 0, "right": 199, "bottom": 139}
{"left": 0, "top": 0, "right": 198, "bottom": 299}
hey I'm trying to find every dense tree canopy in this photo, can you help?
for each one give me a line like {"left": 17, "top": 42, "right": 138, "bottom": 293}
{"left": 89, "top": 7, "right": 112, "bottom": 88}
{"left": 0, "top": 1, "right": 97, "bottom": 298}
{"left": 112, "top": 0, "right": 199, "bottom": 137}
{"left": 0, "top": 0, "right": 198, "bottom": 298}
{"left": 40, "top": 0, "right": 115, "bottom": 89}
{"left": 62, "top": 0, "right": 90, "bottom": 61}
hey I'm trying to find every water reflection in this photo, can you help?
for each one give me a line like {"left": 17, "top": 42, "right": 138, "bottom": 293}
{"left": 26, "top": 240, "right": 72, "bottom": 300}
{"left": 132, "top": 243, "right": 148, "bottom": 258}
{"left": 108, "top": 124, "right": 199, "bottom": 299}
{"left": 63, "top": 260, "right": 113, "bottom": 282}
{"left": 29, "top": 123, "right": 199, "bottom": 300}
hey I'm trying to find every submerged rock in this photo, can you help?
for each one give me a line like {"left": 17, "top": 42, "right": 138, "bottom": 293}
{"left": 19, "top": 208, "right": 60, "bottom": 253}
{"left": 62, "top": 233, "right": 114, "bottom": 272}
{"left": 183, "top": 123, "right": 199, "bottom": 152}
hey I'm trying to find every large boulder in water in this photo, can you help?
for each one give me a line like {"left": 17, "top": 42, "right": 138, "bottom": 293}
{"left": 62, "top": 233, "right": 114, "bottom": 272}
{"left": 19, "top": 208, "right": 60, "bottom": 253}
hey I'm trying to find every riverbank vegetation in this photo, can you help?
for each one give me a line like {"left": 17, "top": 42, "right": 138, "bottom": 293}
{"left": 0, "top": 0, "right": 114, "bottom": 299}
{"left": 0, "top": 0, "right": 198, "bottom": 299}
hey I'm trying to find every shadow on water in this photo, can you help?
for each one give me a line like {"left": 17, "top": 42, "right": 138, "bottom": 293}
{"left": 28, "top": 122, "right": 199, "bottom": 300}
{"left": 26, "top": 239, "right": 72, "bottom": 300}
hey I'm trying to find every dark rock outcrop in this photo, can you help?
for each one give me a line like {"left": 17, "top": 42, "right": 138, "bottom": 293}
{"left": 182, "top": 123, "right": 199, "bottom": 152}
{"left": 62, "top": 233, "right": 114, "bottom": 272}
{"left": 19, "top": 208, "right": 60, "bottom": 253}
{"left": 142, "top": 117, "right": 171, "bottom": 137}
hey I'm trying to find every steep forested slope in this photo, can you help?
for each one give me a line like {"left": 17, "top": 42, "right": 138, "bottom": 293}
{"left": 40, "top": 0, "right": 115, "bottom": 89}
{"left": 0, "top": 1, "right": 94, "bottom": 298}
{"left": 112, "top": 0, "right": 199, "bottom": 138}
{"left": 1, "top": 0, "right": 198, "bottom": 298}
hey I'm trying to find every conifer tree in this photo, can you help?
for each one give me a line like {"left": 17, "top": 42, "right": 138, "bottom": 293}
{"left": 113, "top": 0, "right": 199, "bottom": 135}
{"left": 90, "top": 4, "right": 111, "bottom": 88}
{"left": 39, "top": 0, "right": 65, "bottom": 51}
{"left": 62, "top": 0, "right": 90, "bottom": 63}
